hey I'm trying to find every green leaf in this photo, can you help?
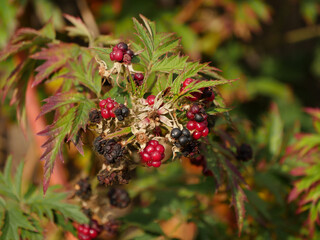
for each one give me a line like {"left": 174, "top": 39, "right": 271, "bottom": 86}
{"left": 13, "top": 161, "right": 23, "bottom": 199}
{"left": 64, "top": 14, "right": 93, "bottom": 44}
{"left": 0, "top": 203, "right": 37, "bottom": 240}
{"left": 151, "top": 55, "right": 189, "bottom": 73}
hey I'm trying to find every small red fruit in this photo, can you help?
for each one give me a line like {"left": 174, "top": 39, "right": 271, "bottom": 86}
{"left": 145, "top": 145, "right": 155, "bottom": 154}
{"left": 186, "top": 111, "right": 195, "bottom": 120}
{"left": 134, "top": 73, "right": 144, "bottom": 81}
{"left": 141, "top": 152, "right": 151, "bottom": 162}
{"left": 186, "top": 121, "right": 196, "bottom": 130}
{"left": 152, "top": 161, "right": 161, "bottom": 168}
{"left": 99, "top": 99, "right": 107, "bottom": 108}
{"left": 190, "top": 104, "right": 200, "bottom": 114}
{"left": 202, "top": 127, "right": 209, "bottom": 137}
{"left": 101, "top": 109, "right": 110, "bottom": 119}
{"left": 146, "top": 95, "right": 156, "bottom": 106}
{"left": 89, "top": 229, "right": 98, "bottom": 238}
{"left": 151, "top": 151, "right": 162, "bottom": 161}
{"left": 183, "top": 78, "right": 194, "bottom": 87}
{"left": 113, "top": 50, "right": 123, "bottom": 61}
{"left": 192, "top": 131, "right": 202, "bottom": 140}
{"left": 148, "top": 140, "right": 159, "bottom": 146}
{"left": 195, "top": 122, "right": 206, "bottom": 132}
{"left": 155, "top": 144, "right": 165, "bottom": 154}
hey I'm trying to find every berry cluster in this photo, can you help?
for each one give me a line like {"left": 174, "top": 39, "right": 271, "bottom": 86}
{"left": 146, "top": 95, "right": 155, "bottom": 106}
{"left": 181, "top": 78, "right": 215, "bottom": 102}
{"left": 140, "top": 140, "right": 165, "bottom": 168}
{"left": 171, "top": 128, "right": 192, "bottom": 148}
{"left": 99, "top": 98, "right": 117, "bottom": 119}
{"left": 93, "top": 136, "right": 125, "bottom": 164}
{"left": 75, "top": 178, "right": 92, "bottom": 201}
{"left": 128, "top": 73, "right": 144, "bottom": 86}
{"left": 189, "top": 155, "right": 213, "bottom": 176}
{"left": 110, "top": 42, "right": 134, "bottom": 64}
{"left": 97, "top": 167, "right": 131, "bottom": 186}
{"left": 114, "top": 104, "right": 130, "bottom": 121}
{"left": 77, "top": 220, "right": 101, "bottom": 240}
{"left": 236, "top": 144, "right": 253, "bottom": 161}
{"left": 186, "top": 104, "right": 209, "bottom": 140}
{"left": 107, "top": 188, "right": 131, "bottom": 209}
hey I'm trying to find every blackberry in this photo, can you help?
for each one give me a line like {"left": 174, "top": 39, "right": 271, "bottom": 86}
{"left": 89, "top": 109, "right": 102, "bottom": 124}
{"left": 97, "top": 167, "right": 131, "bottom": 186}
{"left": 182, "top": 128, "right": 190, "bottom": 137}
{"left": 236, "top": 144, "right": 253, "bottom": 161}
{"left": 93, "top": 136, "right": 125, "bottom": 164}
{"left": 117, "top": 42, "right": 128, "bottom": 52}
{"left": 107, "top": 188, "right": 131, "bottom": 208}
{"left": 126, "top": 49, "right": 134, "bottom": 57}
{"left": 194, "top": 113, "right": 204, "bottom": 122}
{"left": 114, "top": 104, "right": 130, "bottom": 121}
{"left": 75, "top": 178, "right": 92, "bottom": 200}
{"left": 171, "top": 128, "right": 182, "bottom": 139}
{"left": 178, "top": 135, "right": 189, "bottom": 146}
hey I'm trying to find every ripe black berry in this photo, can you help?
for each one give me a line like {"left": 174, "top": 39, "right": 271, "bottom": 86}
{"left": 114, "top": 104, "right": 130, "bottom": 121}
{"left": 126, "top": 49, "right": 134, "bottom": 57}
{"left": 117, "top": 42, "right": 128, "bottom": 52}
{"left": 194, "top": 113, "right": 204, "bottom": 122}
{"left": 171, "top": 128, "right": 182, "bottom": 139}
{"left": 178, "top": 135, "right": 189, "bottom": 146}
{"left": 107, "top": 188, "right": 131, "bottom": 208}
{"left": 236, "top": 144, "right": 253, "bottom": 161}
{"left": 182, "top": 128, "right": 190, "bottom": 137}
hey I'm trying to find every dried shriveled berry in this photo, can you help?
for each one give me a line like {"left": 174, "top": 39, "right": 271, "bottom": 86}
{"left": 93, "top": 136, "right": 125, "bottom": 164}
{"left": 75, "top": 178, "right": 92, "bottom": 200}
{"left": 108, "top": 188, "right": 131, "bottom": 208}
{"left": 236, "top": 144, "right": 253, "bottom": 161}
{"left": 114, "top": 104, "right": 130, "bottom": 121}
{"left": 89, "top": 109, "right": 102, "bottom": 124}
{"left": 97, "top": 167, "right": 131, "bottom": 186}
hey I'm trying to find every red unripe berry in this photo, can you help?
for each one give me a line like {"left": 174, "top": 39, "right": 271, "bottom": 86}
{"left": 146, "top": 95, "right": 156, "bottom": 106}
{"left": 193, "top": 131, "right": 202, "bottom": 140}
{"left": 190, "top": 105, "right": 200, "bottom": 114}
{"left": 106, "top": 97, "right": 113, "bottom": 103}
{"left": 140, "top": 152, "right": 151, "bottom": 162}
{"left": 110, "top": 52, "right": 115, "bottom": 61}
{"left": 206, "top": 92, "right": 215, "bottom": 102}
{"left": 78, "top": 225, "right": 84, "bottom": 233}
{"left": 78, "top": 234, "right": 90, "bottom": 240}
{"left": 202, "top": 113, "right": 208, "bottom": 120}
{"left": 126, "top": 49, "right": 134, "bottom": 57}
{"left": 196, "top": 122, "right": 206, "bottom": 132}
{"left": 148, "top": 140, "right": 159, "bottom": 146}
{"left": 186, "top": 121, "right": 196, "bottom": 130}
{"left": 146, "top": 161, "right": 153, "bottom": 166}
{"left": 152, "top": 161, "right": 161, "bottom": 168}
{"left": 183, "top": 78, "right": 194, "bottom": 87}
{"left": 89, "top": 228, "right": 98, "bottom": 238}
{"left": 151, "top": 151, "right": 162, "bottom": 162}
{"left": 186, "top": 111, "right": 195, "bottom": 120}
{"left": 155, "top": 144, "right": 165, "bottom": 154}
{"left": 113, "top": 46, "right": 119, "bottom": 51}
{"left": 99, "top": 99, "right": 107, "bottom": 108}
{"left": 106, "top": 102, "right": 115, "bottom": 110}
{"left": 110, "top": 111, "right": 116, "bottom": 118}
{"left": 101, "top": 109, "right": 110, "bottom": 119}
{"left": 134, "top": 73, "right": 144, "bottom": 81}
{"left": 202, "top": 127, "right": 209, "bottom": 137}
{"left": 82, "top": 225, "right": 90, "bottom": 235}
{"left": 145, "top": 145, "right": 155, "bottom": 154}
{"left": 113, "top": 50, "right": 123, "bottom": 61}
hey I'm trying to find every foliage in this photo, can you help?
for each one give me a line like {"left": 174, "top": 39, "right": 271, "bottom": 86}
{"left": 0, "top": 157, "right": 88, "bottom": 240}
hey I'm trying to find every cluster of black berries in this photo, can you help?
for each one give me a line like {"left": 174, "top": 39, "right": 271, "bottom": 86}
{"left": 171, "top": 128, "right": 192, "bottom": 148}
{"left": 75, "top": 178, "right": 92, "bottom": 201}
{"left": 89, "top": 109, "right": 102, "bottom": 124}
{"left": 107, "top": 188, "right": 131, "bottom": 209}
{"left": 128, "top": 73, "right": 144, "bottom": 86}
{"left": 110, "top": 42, "right": 134, "bottom": 64}
{"left": 114, "top": 104, "right": 130, "bottom": 121}
{"left": 236, "top": 144, "right": 253, "bottom": 161}
{"left": 77, "top": 219, "right": 101, "bottom": 240}
{"left": 93, "top": 136, "right": 125, "bottom": 164}
{"left": 97, "top": 167, "right": 131, "bottom": 186}
{"left": 189, "top": 155, "right": 213, "bottom": 176}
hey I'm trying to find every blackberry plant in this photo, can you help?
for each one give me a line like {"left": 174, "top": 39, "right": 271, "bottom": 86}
{"left": 0, "top": 14, "right": 252, "bottom": 238}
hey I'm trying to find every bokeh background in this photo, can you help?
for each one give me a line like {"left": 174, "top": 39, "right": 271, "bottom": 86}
{"left": 1, "top": 0, "right": 320, "bottom": 239}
